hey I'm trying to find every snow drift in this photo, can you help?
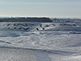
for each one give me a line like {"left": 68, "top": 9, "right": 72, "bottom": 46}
{"left": 0, "top": 19, "right": 81, "bottom": 61}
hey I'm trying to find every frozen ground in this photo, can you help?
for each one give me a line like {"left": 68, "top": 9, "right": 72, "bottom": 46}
{"left": 0, "top": 22, "right": 81, "bottom": 61}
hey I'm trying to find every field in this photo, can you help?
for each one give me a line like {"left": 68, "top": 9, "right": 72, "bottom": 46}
{"left": 0, "top": 21, "right": 81, "bottom": 61}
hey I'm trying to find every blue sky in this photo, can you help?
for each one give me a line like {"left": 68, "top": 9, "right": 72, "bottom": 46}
{"left": 0, "top": 0, "right": 81, "bottom": 18}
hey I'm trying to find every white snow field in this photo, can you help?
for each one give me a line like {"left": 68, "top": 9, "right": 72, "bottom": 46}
{"left": 0, "top": 22, "right": 81, "bottom": 61}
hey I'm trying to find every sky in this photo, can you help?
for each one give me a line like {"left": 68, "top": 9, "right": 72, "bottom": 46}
{"left": 0, "top": 0, "right": 81, "bottom": 18}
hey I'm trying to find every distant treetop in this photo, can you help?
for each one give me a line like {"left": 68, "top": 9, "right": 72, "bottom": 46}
{"left": 0, "top": 17, "right": 52, "bottom": 22}
{"left": 0, "top": 17, "right": 81, "bottom": 23}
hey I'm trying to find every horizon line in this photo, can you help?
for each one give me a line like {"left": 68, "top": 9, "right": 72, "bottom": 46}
{"left": 0, "top": 16, "right": 81, "bottom": 19}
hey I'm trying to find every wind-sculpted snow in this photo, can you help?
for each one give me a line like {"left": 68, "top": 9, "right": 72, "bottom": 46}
{"left": 0, "top": 33, "right": 81, "bottom": 52}
{"left": 0, "top": 22, "right": 81, "bottom": 61}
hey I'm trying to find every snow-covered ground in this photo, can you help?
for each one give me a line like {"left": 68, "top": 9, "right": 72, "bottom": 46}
{"left": 0, "top": 22, "right": 81, "bottom": 61}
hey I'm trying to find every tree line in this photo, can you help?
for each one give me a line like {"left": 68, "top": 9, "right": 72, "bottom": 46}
{"left": 0, "top": 17, "right": 52, "bottom": 22}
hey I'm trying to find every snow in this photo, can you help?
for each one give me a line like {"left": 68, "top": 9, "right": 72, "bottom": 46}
{"left": 0, "top": 22, "right": 81, "bottom": 61}
{"left": 0, "top": 33, "right": 81, "bottom": 51}
{"left": 0, "top": 48, "right": 36, "bottom": 61}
